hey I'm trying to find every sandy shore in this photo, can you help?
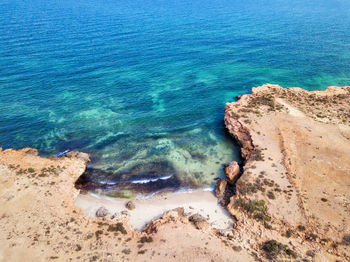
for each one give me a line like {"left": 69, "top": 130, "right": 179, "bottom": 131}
{"left": 75, "top": 189, "right": 234, "bottom": 231}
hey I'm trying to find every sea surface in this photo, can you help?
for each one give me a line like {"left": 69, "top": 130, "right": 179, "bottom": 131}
{"left": 1, "top": 0, "right": 350, "bottom": 197}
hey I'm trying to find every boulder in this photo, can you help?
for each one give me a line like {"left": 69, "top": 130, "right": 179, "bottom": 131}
{"left": 225, "top": 161, "right": 240, "bottom": 184}
{"left": 215, "top": 179, "right": 227, "bottom": 200}
{"left": 172, "top": 207, "right": 185, "bottom": 216}
{"left": 144, "top": 208, "right": 187, "bottom": 234}
{"left": 189, "top": 213, "right": 209, "bottom": 230}
{"left": 125, "top": 201, "right": 135, "bottom": 210}
{"left": 96, "top": 206, "right": 108, "bottom": 217}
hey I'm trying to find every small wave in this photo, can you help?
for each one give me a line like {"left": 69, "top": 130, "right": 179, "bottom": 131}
{"left": 173, "top": 186, "right": 214, "bottom": 194}
{"left": 133, "top": 186, "right": 214, "bottom": 199}
{"left": 130, "top": 174, "right": 174, "bottom": 184}
{"left": 99, "top": 180, "right": 118, "bottom": 185}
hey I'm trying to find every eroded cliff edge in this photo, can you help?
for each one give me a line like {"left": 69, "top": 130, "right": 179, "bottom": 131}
{"left": 218, "top": 84, "right": 350, "bottom": 261}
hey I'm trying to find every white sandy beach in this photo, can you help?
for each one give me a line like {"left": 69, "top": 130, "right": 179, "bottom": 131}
{"left": 75, "top": 189, "right": 234, "bottom": 231}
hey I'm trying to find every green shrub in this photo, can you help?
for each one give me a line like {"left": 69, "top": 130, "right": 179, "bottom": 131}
{"left": 343, "top": 234, "right": 350, "bottom": 245}
{"left": 107, "top": 223, "right": 127, "bottom": 235}
{"left": 297, "top": 225, "right": 306, "bottom": 231}
{"left": 139, "top": 236, "right": 153, "bottom": 243}
{"left": 261, "top": 240, "right": 297, "bottom": 259}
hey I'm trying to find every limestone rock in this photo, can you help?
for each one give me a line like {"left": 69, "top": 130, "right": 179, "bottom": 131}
{"left": 225, "top": 161, "right": 240, "bottom": 184}
{"left": 226, "top": 196, "right": 240, "bottom": 220}
{"left": 96, "top": 206, "right": 108, "bottom": 217}
{"left": 224, "top": 106, "right": 254, "bottom": 159}
{"left": 144, "top": 208, "right": 188, "bottom": 234}
{"left": 125, "top": 201, "right": 135, "bottom": 210}
{"left": 215, "top": 179, "right": 227, "bottom": 200}
{"left": 189, "top": 213, "right": 209, "bottom": 230}
{"left": 172, "top": 207, "right": 185, "bottom": 216}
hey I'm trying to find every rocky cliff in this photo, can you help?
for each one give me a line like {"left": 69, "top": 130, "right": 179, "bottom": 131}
{"left": 218, "top": 84, "right": 350, "bottom": 261}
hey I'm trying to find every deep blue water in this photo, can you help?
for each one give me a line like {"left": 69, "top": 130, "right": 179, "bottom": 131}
{"left": 1, "top": 0, "right": 350, "bottom": 196}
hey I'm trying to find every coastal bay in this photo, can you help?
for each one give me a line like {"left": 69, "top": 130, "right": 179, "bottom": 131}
{"left": 1, "top": 85, "right": 349, "bottom": 261}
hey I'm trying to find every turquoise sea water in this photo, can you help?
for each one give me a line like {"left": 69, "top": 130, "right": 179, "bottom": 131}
{"left": 1, "top": 0, "right": 350, "bottom": 196}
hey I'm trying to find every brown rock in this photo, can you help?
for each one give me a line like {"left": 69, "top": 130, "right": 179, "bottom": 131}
{"left": 172, "top": 207, "right": 185, "bottom": 216}
{"left": 96, "top": 206, "right": 108, "bottom": 217}
{"left": 215, "top": 179, "right": 227, "bottom": 200}
{"left": 225, "top": 161, "right": 240, "bottom": 184}
{"left": 226, "top": 196, "right": 240, "bottom": 220}
{"left": 144, "top": 208, "right": 188, "bottom": 234}
{"left": 224, "top": 106, "right": 254, "bottom": 159}
{"left": 189, "top": 213, "right": 209, "bottom": 230}
{"left": 125, "top": 201, "right": 135, "bottom": 210}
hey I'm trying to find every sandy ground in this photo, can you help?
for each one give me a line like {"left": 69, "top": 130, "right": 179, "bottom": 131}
{"left": 75, "top": 190, "right": 233, "bottom": 231}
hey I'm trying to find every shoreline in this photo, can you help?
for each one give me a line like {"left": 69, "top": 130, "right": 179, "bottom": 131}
{"left": 75, "top": 189, "right": 234, "bottom": 231}
{"left": 1, "top": 84, "right": 349, "bottom": 261}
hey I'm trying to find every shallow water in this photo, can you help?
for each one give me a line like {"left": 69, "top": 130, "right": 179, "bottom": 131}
{"left": 1, "top": 0, "right": 350, "bottom": 196}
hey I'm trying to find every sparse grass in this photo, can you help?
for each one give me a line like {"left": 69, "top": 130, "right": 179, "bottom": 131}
{"left": 243, "top": 119, "right": 252, "bottom": 124}
{"left": 285, "top": 229, "right": 292, "bottom": 238}
{"left": 75, "top": 244, "right": 82, "bottom": 251}
{"left": 251, "top": 148, "right": 264, "bottom": 161}
{"left": 122, "top": 249, "right": 131, "bottom": 255}
{"left": 261, "top": 240, "right": 297, "bottom": 259}
{"left": 267, "top": 191, "right": 275, "bottom": 200}
{"left": 139, "top": 236, "right": 153, "bottom": 243}
{"left": 107, "top": 222, "right": 127, "bottom": 235}
{"left": 237, "top": 180, "right": 265, "bottom": 195}
{"left": 234, "top": 199, "right": 270, "bottom": 225}
{"left": 232, "top": 246, "right": 242, "bottom": 252}
{"left": 297, "top": 225, "right": 306, "bottom": 231}
{"left": 305, "top": 232, "right": 318, "bottom": 241}
{"left": 95, "top": 230, "right": 103, "bottom": 239}
{"left": 263, "top": 178, "right": 274, "bottom": 187}
{"left": 16, "top": 169, "right": 25, "bottom": 175}
{"left": 234, "top": 199, "right": 266, "bottom": 214}
{"left": 250, "top": 95, "right": 275, "bottom": 110}
{"left": 343, "top": 234, "right": 350, "bottom": 245}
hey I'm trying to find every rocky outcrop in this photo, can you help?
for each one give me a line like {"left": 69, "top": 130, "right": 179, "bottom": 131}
{"left": 224, "top": 161, "right": 240, "bottom": 184}
{"left": 220, "top": 84, "right": 350, "bottom": 262}
{"left": 215, "top": 161, "right": 240, "bottom": 205}
{"left": 224, "top": 109, "right": 254, "bottom": 159}
{"left": 188, "top": 213, "right": 209, "bottom": 230}
{"left": 143, "top": 208, "right": 188, "bottom": 234}
{"left": 214, "top": 179, "right": 227, "bottom": 201}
